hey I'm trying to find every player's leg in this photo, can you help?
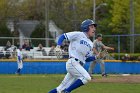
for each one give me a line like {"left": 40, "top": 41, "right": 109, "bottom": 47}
{"left": 56, "top": 73, "right": 76, "bottom": 92}
{"left": 18, "top": 60, "right": 23, "bottom": 74}
{"left": 48, "top": 73, "right": 76, "bottom": 93}
{"left": 48, "top": 59, "right": 76, "bottom": 93}
{"left": 88, "top": 60, "right": 97, "bottom": 76}
{"left": 99, "top": 59, "right": 107, "bottom": 77}
{"left": 63, "top": 58, "right": 91, "bottom": 92}
{"left": 16, "top": 61, "right": 20, "bottom": 74}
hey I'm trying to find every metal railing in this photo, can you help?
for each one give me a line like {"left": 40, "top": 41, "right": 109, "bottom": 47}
{"left": 0, "top": 34, "right": 140, "bottom": 60}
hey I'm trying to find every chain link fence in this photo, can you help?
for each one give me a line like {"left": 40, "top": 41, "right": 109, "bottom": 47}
{"left": 103, "top": 34, "right": 140, "bottom": 60}
{"left": 0, "top": 35, "right": 140, "bottom": 60}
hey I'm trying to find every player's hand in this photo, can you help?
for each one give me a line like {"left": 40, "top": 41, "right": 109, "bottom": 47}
{"left": 55, "top": 45, "right": 61, "bottom": 52}
{"left": 96, "top": 52, "right": 102, "bottom": 59}
{"left": 96, "top": 51, "right": 106, "bottom": 59}
{"left": 55, "top": 45, "right": 62, "bottom": 58}
{"left": 110, "top": 47, "right": 114, "bottom": 51}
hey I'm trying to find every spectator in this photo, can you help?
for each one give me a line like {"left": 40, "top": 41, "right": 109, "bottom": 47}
{"left": 5, "top": 41, "right": 11, "bottom": 51}
{"left": 25, "top": 43, "right": 33, "bottom": 51}
{"left": 5, "top": 41, "right": 12, "bottom": 58}
{"left": 15, "top": 41, "right": 20, "bottom": 49}
{"left": 36, "top": 43, "right": 47, "bottom": 56}
{"left": 137, "top": 56, "right": 140, "bottom": 61}
{"left": 129, "top": 55, "right": 136, "bottom": 61}
{"left": 22, "top": 40, "right": 33, "bottom": 51}
{"left": 61, "top": 40, "right": 69, "bottom": 52}
{"left": 37, "top": 43, "right": 44, "bottom": 51}
{"left": 61, "top": 40, "right": 69, "bottom": 58}
{"left": 0, "top": 50, "right": 4, "bottom": 58}
{"left": 48, "top": 44, "right": 56, "bottom": 56}
{"left": 121, "top": 53, "right": 130, "bottom": 61}
{"left": 22, "top": 40, "right": 28, "bottom": 49}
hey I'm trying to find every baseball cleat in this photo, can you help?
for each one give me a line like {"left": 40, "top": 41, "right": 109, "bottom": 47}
{"left": 102, "top": 73, "right": 108, "bottom": 77}
{"left": 15, "top": 72, "right": 20, "bottom": 75}
{"left": 90, "top": 74, "right": 94, "bottom": 79}
{"left": 61, "top": 89, "right": 70, "bottom": 93}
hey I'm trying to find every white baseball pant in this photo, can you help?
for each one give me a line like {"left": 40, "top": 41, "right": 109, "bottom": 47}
{"left": 57, "top": 58, "right": 91, "bottom": 92}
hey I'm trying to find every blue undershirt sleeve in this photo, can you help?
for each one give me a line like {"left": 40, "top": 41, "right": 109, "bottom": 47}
{"left": 85, "top": 56, "right": 96, "bottom": 62}
{"left": 57, "top": 34, "right": 66, "bottom": 46}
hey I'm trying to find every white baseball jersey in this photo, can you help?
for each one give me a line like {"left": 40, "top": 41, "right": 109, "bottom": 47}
{"left": 17, "top": 49, "right": 23, "bottom": 59}
{"left": 64, "top": 31, "right": 93, "bottom": 63}
{"left": 16, "top": 49, "right": 23, "bottom": 69}
{"left": 57, "top": 31, "right": 93, "bottom": 91}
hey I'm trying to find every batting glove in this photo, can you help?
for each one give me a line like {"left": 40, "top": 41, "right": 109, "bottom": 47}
{"left": 55, "top": 45, "right": 61, "bottom": 52}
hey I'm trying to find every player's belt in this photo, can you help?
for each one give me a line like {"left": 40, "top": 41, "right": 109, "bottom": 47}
{"left": 70, "top": 57, "right": 84, "bottom": 66}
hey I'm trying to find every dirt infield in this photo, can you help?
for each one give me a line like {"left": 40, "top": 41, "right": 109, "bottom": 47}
{"left": 91, "top": 75, "right": 140, "bottom": 83}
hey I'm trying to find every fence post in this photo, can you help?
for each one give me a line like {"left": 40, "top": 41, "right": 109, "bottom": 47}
{"left": 12, "top": 38, "right": 14, "bottom": 45}
{"left": 118, "top": 35, "right": 120, "bottom": 60}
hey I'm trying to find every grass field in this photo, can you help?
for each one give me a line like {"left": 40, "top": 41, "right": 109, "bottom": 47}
{"left": 0, "top": 74, "right": 140, "bottom": 93}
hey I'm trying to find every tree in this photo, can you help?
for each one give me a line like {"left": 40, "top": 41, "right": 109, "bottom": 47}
{"left": 134, "top": 0, "right": 140, "bottom": 34}
{"left": 109, "top": 0, "right": 130, "bottom": 34}
{"left": 18, "top": 0, "right": 45, "bottom": 20}
{"left": 0, "top": 22, "right": 13, "bottom": 46}
{"left": 134, "top": 0, "right": 140, "bottom": 52}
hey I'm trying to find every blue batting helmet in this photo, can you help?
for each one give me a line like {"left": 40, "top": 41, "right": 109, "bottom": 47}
{"left": 81, "top": 19, "right": 97, "bottom": 32}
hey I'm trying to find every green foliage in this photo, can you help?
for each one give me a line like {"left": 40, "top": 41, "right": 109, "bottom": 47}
{"left": 109, "top": 0, "right": 130, "bottom": 34}
{"left": 18, "top": 0, "right": 45, "bottom": 20}
{"left": 30, "top": 22, "right": 55, "bottom": 47}
{"left": 49, "top": 0, "right": 94, "bottom": 32}
{"left": 134, "top": 0, "right": 140, "bottom": 33}
{"left": 31, "top": 22, "right": 45, "bottom": 38}
{"left": 30, "top": 22, "right": 45, "bottom": 46}
{"left": 0, "top": 22, "right": 13, "bottom": 46}
{"left": 111, "top": 53, "right": 140, "bottom": 60}
{"left": 0, "top": 23, "right": 12, "bottom": 37}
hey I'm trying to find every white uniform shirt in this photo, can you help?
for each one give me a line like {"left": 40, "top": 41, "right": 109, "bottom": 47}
{"left": 17, "top": 49, "right": 23, "bottom": 60}
{"left": 64, "top": 31, "right": 93, "bottom": 63}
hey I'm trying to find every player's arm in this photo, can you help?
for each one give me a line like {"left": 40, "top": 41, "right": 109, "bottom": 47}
{"left": 93, "top": 47, "right": 99, "bottom": 55}
{"left": 86, "top": 48, "right": 99, "bottom": 62}
{"left": 100, "top": 41, "right": 114, "bottom": 51}
{"left": 57, "top": 34, "right": 66, "bottom": 46}
{"left": 102, "top": 45, "right": 114, "bottom": 51}
{"left": 85, "top": 56, "right": 97, "bottom": 62}
{"left": 55, "top": 34, "right": 66, "bottom": 51}
{"left": 57, "top": 32, "right": 80, "bottom": 46}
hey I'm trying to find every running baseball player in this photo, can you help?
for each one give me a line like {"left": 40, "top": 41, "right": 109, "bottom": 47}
{"left": 15, "top": 48, "right": 23, "bottom": 75}
{"left": 48, "top": 19, "right": 98, "bottom": 93}
{"left": 88, "top": 34, "right": 114, "bottom": 77}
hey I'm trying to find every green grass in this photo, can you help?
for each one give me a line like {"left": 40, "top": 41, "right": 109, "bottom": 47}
{"left": 0, "top": 74, "right": 140, "bottom": 93}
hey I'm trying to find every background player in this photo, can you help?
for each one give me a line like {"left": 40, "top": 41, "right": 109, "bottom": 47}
{"left": 15, "top": 48, "right": 23, "bottom": 75}
{"left": 88, "top": 34, "right": 114, "bottom": 77}
{"left": 48, "top": 19, "right": 98, "bottom": 93}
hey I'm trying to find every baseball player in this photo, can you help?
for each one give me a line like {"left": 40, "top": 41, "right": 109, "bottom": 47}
{"left": 88, "top": 34, "right": 114, "bottom": 77}
{"left": 15, "top": 48, "right": 23, "bottom": 75}
{"left": 48, "top": 19, "right": 98, "bottom": 93}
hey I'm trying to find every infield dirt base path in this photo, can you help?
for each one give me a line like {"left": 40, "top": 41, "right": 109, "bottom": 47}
{"left": 91, "top": 75, "right": 140, "bottom": 83}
